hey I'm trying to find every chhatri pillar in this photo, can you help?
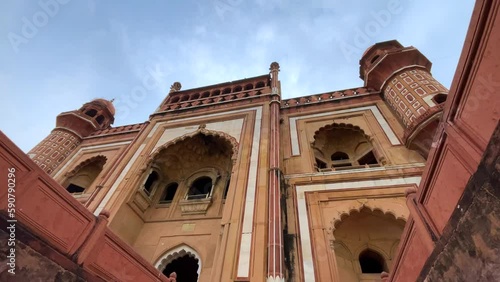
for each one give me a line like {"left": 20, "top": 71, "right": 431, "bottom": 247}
{"left": 360, "top": 40, "right": 448, "bottom": 158}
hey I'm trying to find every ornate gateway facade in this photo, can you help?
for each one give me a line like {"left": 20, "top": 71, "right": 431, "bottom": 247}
{"left": 24, "top": 40, "right": 449, "bottom": 282}
{"left": 2, "top": 1, "right": 499, "bottom": 281}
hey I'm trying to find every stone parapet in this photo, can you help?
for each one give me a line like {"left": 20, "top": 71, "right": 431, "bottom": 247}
{"left": 0, "top": 130, "right": 175, "bottom": 281}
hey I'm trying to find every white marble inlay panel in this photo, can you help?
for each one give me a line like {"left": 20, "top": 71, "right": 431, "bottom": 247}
{"left": 295, "top": 176, "right": 421, "bottom": 282}
{"left": 237, "top": 233, "right": 252, "bottom": 277}
{"left": 289, "top": 105, "right": 400, "bottom": 156}
{"left": 94, "top": 143, "right": 146, "bottom": 215}
{"left": 237, "top": 106, "right": 262, "bottom": 277}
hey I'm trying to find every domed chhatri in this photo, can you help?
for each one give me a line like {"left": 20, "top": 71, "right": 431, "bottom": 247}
{"left": 270, "top": 61, "right": 280, "bottom": 71}
{"left": 28, "top": 97, "right": 116, "bottom": 175}
{"left": 91, "top": 98, "right": 116, "bottom": 116}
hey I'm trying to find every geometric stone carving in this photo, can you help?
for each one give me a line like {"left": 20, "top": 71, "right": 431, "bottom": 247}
{"left": 178, "top": 198, "right": 212, "bottom": 215}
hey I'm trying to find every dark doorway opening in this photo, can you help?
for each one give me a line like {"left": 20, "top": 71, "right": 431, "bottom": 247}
{"left": 162, "top": 255, "right": 199, "bottom": 282}
{"left": 358, "top": 151, "right": 378, "bottom": 165}
{"left": 359, "top": 249, "right": 387, "bottom": 273}
{"left": 187, "top": 176, "right": 212, "bottom": 199}
{"left": 67, "top": 183, "right": 85, "bottom": 193}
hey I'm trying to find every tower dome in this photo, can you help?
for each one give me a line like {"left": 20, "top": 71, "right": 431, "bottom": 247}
{"left": 28, "top": 98, "right": 115, "bottom": 175}
{"left": 359, "top": 40, "right": 447, "bottom": 158}
{"left": 78, "top": 98, "right": 116, "bottom": 129}
{"left": 91, "top": 98, "right": 116, "bottom": 116}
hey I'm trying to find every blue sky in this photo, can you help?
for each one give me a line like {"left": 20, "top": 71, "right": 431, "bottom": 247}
{"left": 1, "top": 0, "right": 475, "bottom": 152}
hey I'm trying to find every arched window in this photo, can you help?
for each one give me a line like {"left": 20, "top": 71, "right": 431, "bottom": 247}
{"left": 85, "top": 109, "right": 97, "bottom": 117}
{"left": 433, "top": 93, "right": 447, "bottom": 104}
{"left": 64, "top": 156, "right": 106, "bottom": 194}
{"left": 315, "top": 158, "right": 327, "bottom": 169}
{"left": 359, "top": 249, "right": 387, "bottom": 274}
{"left": 370, "top": 55, "right": 380, "bottom": 64}
{"left": 312, "top": 123, "right": 381, "bottom": 171}
{"left": 143, "top": 171, "right": 159, "bottom": 196}
{"left": 331, "top": 151, "right": 349, "bottom": 161}
{"left": 160, "top": 183, "right": 178, "bottom": 204}
{"left": 187, "top": 177, "right": 212, "bottom": 200}
{"left": 358, "top": 151, "right": 378, "bottom": 165}
{"left": 330, "top": 151, "right": 352, "bottom": 168}
{"left": 96, "top": 115, "right": 105, "bottom": 125}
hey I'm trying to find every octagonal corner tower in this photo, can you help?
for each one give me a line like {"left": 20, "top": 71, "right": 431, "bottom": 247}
{"left": 360, "top": 40, "right": 448, "bottom": 158}
{"left": 28, "top": 98, "right": 115, "bottom": 175}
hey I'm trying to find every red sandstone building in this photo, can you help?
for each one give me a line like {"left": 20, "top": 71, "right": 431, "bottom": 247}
{"left": 1, "top": 1, "right": 499, "bottom": 281}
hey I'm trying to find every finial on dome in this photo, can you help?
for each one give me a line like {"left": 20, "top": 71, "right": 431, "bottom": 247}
{"left": 110, "top": 98, "right": 115, "bottom": 103}
{"left": 170, "top": 82, "right": 182, "bottom": 93}
{"left": 270, "top": 62, "right": 280, "bottom": 72}
{"left": 90, "top": 98, "right": 116, "bottom": 116}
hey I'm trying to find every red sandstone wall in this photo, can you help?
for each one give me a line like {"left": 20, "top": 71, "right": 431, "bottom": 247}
{"left": 0, "top": 130, "right": 175, "bottom": 282}
{"left": 28, "top": 128, "right": 81, "bottom": 175}
{"left": 390, "top": 0, "right": 500, "bottom": 281}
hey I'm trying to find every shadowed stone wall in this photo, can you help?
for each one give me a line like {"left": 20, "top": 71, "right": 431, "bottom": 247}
{"left": 0, "top": 225, "right": 85, "bottom": 282}
{"left": 419, "top": 122, "right": 500, "bottom": 282}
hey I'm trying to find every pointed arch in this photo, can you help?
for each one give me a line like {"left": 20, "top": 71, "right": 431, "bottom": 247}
{"left": 63, "top": 155, "right": 107, "bottom": 193}
{"left": 155, "top": 244, "right": 202, "bottom": 278}
{"left": 312, "top": 122, "right": 386, "bottom": 169}
{"left": 147, "top": 127, "right": 239, "bottom": 168}
{"left": 353, "top": 244, "right": 390, "bottom": 262}
{"left": 64, "top": 155, "right": 107, "bottom": 178}
{"left": 313, "top": 122, "right": 372, "bottom": 143}
{"left": 329, "top": 200, "right": 407, "bottom": 232}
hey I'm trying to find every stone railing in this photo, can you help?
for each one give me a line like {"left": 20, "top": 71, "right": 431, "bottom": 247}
{"left": 281, "top": 87, "right": 377, "bottom": 108}
{"left": 159, "top": 76, "right": 271, "bottom": 112}
{"left": 0, "top": 131, "right": 175, "bottom": 282}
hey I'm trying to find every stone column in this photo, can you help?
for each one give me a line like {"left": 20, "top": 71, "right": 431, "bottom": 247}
{"left": 267, "top": 62, "right": 285, "bottom": 282}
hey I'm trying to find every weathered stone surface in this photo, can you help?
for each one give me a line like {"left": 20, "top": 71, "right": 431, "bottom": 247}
{"left": 420, "top": 122, "right": 500, "bottom": 282}
{"left": 0, "top": 229, "right": 85, "bottom": 282}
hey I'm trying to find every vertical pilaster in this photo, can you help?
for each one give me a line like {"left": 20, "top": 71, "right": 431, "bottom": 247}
{"left": 267, "top": 62, "right": 285, "bottom": 282}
